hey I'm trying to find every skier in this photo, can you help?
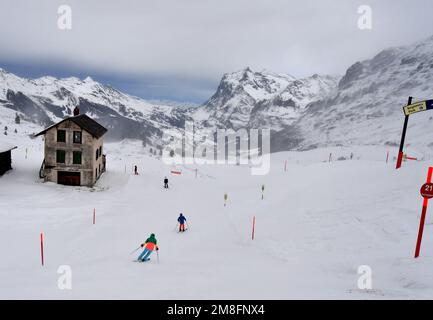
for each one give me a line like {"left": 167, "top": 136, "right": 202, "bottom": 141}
{"left": 177, "top": 213, "right": 187, "bottom": 232}
{"left": 134, "top": 165, "right": 138, "bottom": 175}
{"left": 137, "top": 233, "right": 159, "bottom": 262}
{"left": 164, "top": 177, "right": 169, "bottom": 189}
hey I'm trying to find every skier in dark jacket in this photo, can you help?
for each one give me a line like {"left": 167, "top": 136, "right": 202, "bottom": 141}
{"left": 177, "top": 213, "right": 187, "bottom": 232}
{"left": 137, "top": 233, "right": 159, "bottom": 262}
{"left": 164, "top": 177, "right": 169, "bottom": 189}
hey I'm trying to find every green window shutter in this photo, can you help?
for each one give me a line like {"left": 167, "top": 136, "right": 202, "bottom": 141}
{"left": 73, "top": 151, "right": 82, "bottom": 164}
{"left": 57, "top": 130, "right": 66, "bottom": 142}
{"left": 56, "top": 150, "right": 65, "bottom": 163}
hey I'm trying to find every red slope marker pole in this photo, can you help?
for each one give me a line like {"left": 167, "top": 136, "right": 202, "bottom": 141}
{"left": 40, "top": 233, "right": 44, "bottom": 266}
{"left": 415, "top": 167, "right": 433, "bottom": 258}
{"left": 93, "top": 208, "right": 96, "bottom": 225}
{"left": 252, "top": 216, "right": 256, "bottom": 240}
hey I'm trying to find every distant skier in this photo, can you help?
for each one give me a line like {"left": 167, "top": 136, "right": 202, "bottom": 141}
{"left": 164, "top": 177, "right": 169, "bottom": 189}
{"left": 137, "top": 233, "right": 159, "bottom": 262}
{"left": 134, "top": 165, "right": 138, "bottom": 175}
{"left": 177, "top": 213, "right": 187, "bottom": 232}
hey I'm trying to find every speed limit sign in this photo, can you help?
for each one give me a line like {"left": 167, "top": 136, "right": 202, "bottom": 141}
{"left": 420, "top": 183, "right": 433, "bottom": 199}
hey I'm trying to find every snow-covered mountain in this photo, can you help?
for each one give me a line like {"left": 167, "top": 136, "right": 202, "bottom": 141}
{"left": 0, "top": 69, "right": 189, "bottom": 143}
{"left": 0, "top": 66, "right": 338, "bottom": 148}
{"left": 192, "top": 67, "right": 338, "bottom": 131}
{"left": 273, "top": 35, "right": 433, "bottom": 152}
{"left": 4, "top": 34, "right": 433, "bottom": 153}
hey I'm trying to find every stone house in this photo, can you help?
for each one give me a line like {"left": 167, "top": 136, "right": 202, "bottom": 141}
{"left": 35, "top": 114, "right": 107, "bottom": 186}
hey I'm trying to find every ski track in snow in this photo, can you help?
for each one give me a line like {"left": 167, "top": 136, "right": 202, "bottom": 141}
{"left": 2, "top": 114, "right": 433, "bottom": 298}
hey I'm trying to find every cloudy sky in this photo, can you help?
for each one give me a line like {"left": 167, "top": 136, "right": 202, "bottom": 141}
{"left": 1, "top": 0, "right": 433, "bottom": 103}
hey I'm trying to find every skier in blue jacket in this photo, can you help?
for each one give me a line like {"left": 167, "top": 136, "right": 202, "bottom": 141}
{"left": 177, "top": 213, "right": 187, "bottom": 232}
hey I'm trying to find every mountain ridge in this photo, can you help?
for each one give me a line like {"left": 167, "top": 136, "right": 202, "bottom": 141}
{"left": 3, "top": 34, "right": 433, "bottom": 153}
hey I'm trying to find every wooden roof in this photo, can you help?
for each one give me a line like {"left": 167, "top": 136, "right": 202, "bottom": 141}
{"left": 35, "top": 114, "right": 107, "bottom": 139}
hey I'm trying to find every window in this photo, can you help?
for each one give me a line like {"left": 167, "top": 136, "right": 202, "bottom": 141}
{"left": 96, "top": 149, "right": 99, "bottom": 160}
{"left": 95, "top": 169, "right": 98, "bottom": 180}
{"left": 99, "top": 146, "right": 102, "bottom": 156}
{"left": 73, "top": 151, "right": 82, "bottom": 165}
{"left": 56, "top": 150, "right": 65, "bottom": 163}
{"left": 57, "top": 130, "right": 66, "bottom": 143}
{"left": 73, "top": 131, "right": 82, "bottom": 144}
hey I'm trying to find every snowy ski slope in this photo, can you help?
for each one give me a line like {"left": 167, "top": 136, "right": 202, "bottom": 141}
{"left": 1, "top": 113, "right": 433, "bottom": 299}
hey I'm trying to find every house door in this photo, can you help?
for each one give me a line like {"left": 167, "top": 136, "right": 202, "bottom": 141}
{"left": 58, "top": 171, "right": 81, "bottom": 186}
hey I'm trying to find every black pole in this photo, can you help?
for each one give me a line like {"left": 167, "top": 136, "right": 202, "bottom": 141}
{"left": 396, "top": 96, "right": 413, "bottom": 169}
{"left": 399, "top": 115, "right": 409, "bottom": 154}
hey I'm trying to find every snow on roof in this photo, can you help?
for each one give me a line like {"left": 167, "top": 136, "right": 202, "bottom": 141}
{"left": 0, "top": 141, "right": 17, "bottom": 153}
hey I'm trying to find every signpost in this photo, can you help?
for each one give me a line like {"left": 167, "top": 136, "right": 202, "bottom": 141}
{"left": 403, "top": 101, "right": 431, "bottom": 116}
{"left": 397, "top": 98, "right": 433, "bottom": 169}
{"left": 415, "top": 167, "right": 433, "bottom": 258}
{"left": 420, "top": 182, "right": 433, "bottom": 199}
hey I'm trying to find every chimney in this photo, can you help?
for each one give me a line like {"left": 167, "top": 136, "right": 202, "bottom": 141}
{"left": 73, "top": 106, "right": 80, "bottom": 116}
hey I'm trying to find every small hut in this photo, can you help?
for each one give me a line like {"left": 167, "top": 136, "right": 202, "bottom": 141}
{"left": 0, "top": 142, "right": 17, "bottom": 176}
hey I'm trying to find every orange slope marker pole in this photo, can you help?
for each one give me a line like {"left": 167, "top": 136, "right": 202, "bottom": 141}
{"left": 40, "top": 233, "right": 44, "bottom": 266}
{"left": 252, "top": 216, "right": 256, "bottom": 240}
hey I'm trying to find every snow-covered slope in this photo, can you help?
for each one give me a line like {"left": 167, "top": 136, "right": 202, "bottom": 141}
{"left": 273, "top": 35, "right": 433, "bottom": 152}
{"left": 2, "top": 122, "right": 433, "bottom": 299}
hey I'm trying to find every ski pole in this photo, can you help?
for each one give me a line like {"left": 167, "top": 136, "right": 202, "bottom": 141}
{"left": 156, "top": 250, "right": 160, "bottom": 264}
{"left": 174, "top": 223, "right": 179, "bottom": 231}
{"left": 130, "top": 246, "right": 141, "bottom": 255}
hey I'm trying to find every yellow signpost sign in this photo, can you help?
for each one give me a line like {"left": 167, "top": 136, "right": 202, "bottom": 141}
{"left": 403, "top": 101, "right": 428, "bottom": 116}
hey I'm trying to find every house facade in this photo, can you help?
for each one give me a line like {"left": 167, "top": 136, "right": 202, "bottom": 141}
{"left": 36, "top": 114, "right": 107, "bottom": 187}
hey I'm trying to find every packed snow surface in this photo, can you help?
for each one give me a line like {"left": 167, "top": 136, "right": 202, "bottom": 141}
{"left": 1, "top": 115, "right": 433, "bottom": 299}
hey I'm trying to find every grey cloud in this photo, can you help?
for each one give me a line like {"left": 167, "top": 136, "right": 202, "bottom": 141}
{"left": 1, "top": 0, "right": 433, "bottom": 102}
